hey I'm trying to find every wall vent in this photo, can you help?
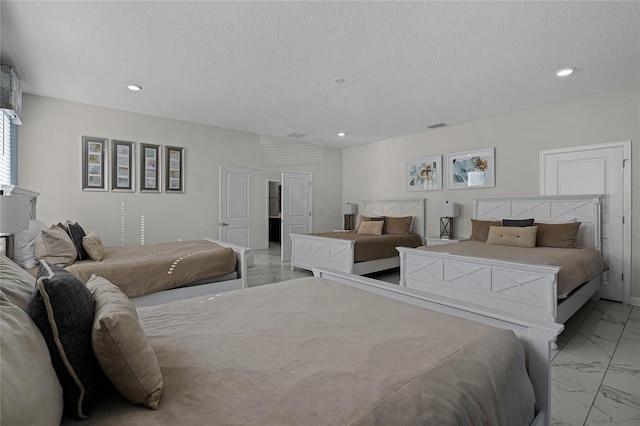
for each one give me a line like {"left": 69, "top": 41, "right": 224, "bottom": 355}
{"left": 285, "top": 132, "right": 306, "bottom": 139}
{"left": 427, "top": 122, "right": 446, "bottom": 129}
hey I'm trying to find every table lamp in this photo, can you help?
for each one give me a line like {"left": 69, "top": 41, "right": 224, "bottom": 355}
{"left": 0, "top": 194, "right": 30, "bottom": 259}
{"left": 342, "top": 203, "right": 357, "bottom": 230}
{"left": 435, "top": 201, "right": 459, "bottom": 239}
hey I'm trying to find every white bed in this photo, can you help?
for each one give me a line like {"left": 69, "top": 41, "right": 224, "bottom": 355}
{"left": 130, "top": 239, "right": 249, "bottom": 307}
{"left": 290, "top": 199, "right": 425, "bottom": 275}
{"left": 397, "top": 194, "right": 603, "bottom": 331}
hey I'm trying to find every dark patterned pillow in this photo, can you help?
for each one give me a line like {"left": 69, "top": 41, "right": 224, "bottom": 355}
{"left": 502, "top": 218, "right": 535, "bottom": 227}
{"left": 27, "top": 261, "right": 104, "bottom": 419}
{"left": 67, "top": 222, "right": 88, "bottom": 260}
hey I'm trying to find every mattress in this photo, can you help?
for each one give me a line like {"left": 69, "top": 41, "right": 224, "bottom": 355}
{"left": 62, "top": 277, "right": 535, "bottom": 425}
{"left": 310, "top": 231, "right": 423, "bottom": 262}
{"left": 418, "top": 240, "right": 607, "bottom": 297}
{"left": 64, "top": 240, "right": 236, "bottom": 298}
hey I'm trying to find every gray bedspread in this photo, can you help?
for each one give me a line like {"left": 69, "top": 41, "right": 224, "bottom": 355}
{"left": 63, "top": 277, "right": 535, "bottom": 425}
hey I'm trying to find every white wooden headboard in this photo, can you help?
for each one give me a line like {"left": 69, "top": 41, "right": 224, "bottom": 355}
{"left": 361, "top": 199, "right": 426, "bottom": 241}
{"left": 0, "top": 185, "right": 40, "bottom": 220}
{"left": 472, "top": 195, "right": 602, "bottom": 251}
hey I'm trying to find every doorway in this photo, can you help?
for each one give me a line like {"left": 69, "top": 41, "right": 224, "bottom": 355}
{"left": 219, "top": 167, "right": 312, "bottom": 263}
{"left": 267, "top": 179, "right": 281, "bottom": 249}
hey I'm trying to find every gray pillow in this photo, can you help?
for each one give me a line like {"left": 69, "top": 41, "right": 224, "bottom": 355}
{"left": 502, "top": 218, "right": 535, "bottom": 227}
{"left": 27, "top": 261, "right": 104, "bottom": 419}
{"left": 67, "top": 222, "right": 88, "bottom": 261}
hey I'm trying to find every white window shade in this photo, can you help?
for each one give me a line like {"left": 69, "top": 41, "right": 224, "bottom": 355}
{"left": 0, "top": 111, "right": 11, "bottom": 185}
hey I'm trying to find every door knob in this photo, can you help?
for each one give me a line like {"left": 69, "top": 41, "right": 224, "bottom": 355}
{"left": 220, "top": 222, "right": 229, "bottom": 226}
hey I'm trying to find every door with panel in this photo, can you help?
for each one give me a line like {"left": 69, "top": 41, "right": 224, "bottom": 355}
{"left": 281, "top": 172, "right": 312, "bottom": 262}
{"left": 541, "top": 142, "right": 630, "bottom": 302}
{"left": 219, "top": 166, "right": 253, "bottom": 247}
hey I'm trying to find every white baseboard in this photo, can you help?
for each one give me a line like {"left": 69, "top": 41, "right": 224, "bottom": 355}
{"left": 629, "top": 296, "right": 640, "bottom": 307}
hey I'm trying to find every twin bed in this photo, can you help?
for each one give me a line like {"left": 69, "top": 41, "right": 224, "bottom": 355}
{"left": 290, "top": 199, "right": 425, "bottom": 274}
{"left": 1, "top": 254, "right": 561, "bottom": 426}
{"left": 397, "top": 194, "right": 606, "bottom": 334}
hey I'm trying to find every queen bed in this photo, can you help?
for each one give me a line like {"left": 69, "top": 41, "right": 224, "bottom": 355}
{"left": 1, "top": 254, "right": 562, "bottom": 426}
{"left": 290, "top": 199, "right": 425, "bottom": 275}
{"left": 397, "top": 194, "right": 607, "bottom": 331}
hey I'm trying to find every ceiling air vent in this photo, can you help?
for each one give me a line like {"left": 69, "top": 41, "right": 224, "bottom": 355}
{"left": 285, "top": 132, "right": 306, "bottom": 139}
{"left": 427, "top": 122, "right": 446, "bottom": 129}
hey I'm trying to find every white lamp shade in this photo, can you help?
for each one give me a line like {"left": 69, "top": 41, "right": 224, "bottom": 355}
{"left": 436, "top": 202, "right": 459, "bottom": 218}
{"left": 0, "top": 195, "right": 30, "bottom": 234}
{"left": 342, "top": 203, "right": 357, "bottom": 215}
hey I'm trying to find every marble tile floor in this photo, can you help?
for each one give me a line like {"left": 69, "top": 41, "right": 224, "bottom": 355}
{"left": 248, "top": 246, "right": 639, "bottom": 425}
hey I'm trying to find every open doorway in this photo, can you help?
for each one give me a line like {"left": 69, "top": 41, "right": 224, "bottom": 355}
{"left": 219, "top": 166, "right": 312, "bottom": 263}
{"left": 267, "top": 179, "right": 281, "bottom": 250}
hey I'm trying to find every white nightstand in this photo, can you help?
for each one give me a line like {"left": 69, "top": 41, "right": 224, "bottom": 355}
{"left": 425, "top": 236, "right": 462, "bottom": 246}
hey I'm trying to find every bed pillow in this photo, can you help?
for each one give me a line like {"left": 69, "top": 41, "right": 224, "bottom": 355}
{"left": 357, "top": 220, "right": 384, "bottom": 235}
{"left": 0, "top": 253, "right": 37, "bottom": 312}
{"left": 88, "top": 275, "right": 163, "bottom": 410}
{"left": 469, "top": 219, "right": 502, "bottom": 242}
{"left": 27, "top": 261, "right": 104, "bottom": 419}
{"left": 356, "top": 215, "right": 386, "bottom": 233}
{"left": 34, "top": 224, "right": 78, "bottom": 266}
{"left": 13, "top": 219, "right": 48, "bottom": 268}
{"left": 502, "top": 218, "right": 535, "bottom": 227}
{"left": 83, "top": 230, "right": 105, "bottom": 261}
{"left": 535, "top": 222, "right": 581, "bottom": 248}
{"left": 385, "top": 216, "right": 413, "bottom": 234}
{"left": 486, "top": 226, "right": 537, "bottom": 248}
{"left": 1, "top": 298, "right": 64, "bottom": 425}
{"left": 67, "top": 222, "right": 89, "bottom": 261}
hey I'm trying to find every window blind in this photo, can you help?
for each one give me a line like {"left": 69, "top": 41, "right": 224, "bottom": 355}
{"left": 0, "top": 111, "right": 11, "bottom": 185}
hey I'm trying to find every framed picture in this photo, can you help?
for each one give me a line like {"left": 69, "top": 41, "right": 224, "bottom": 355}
{"left": 111, "top": 140, "right": 135, "bottom": 192}
{"left": 165, "top": 146, "right": 185, "bottom": 193}
{"left": 82, "top": 136, "right": 108, "bottom": 191}
{"left": 406, "top": 155, "right": 442, "bottom": 191}
{"left": 447, "top": 147, "right": 495, "bottom": 189}
{"left": 140, "top": 143, "right": 161, "bottom": 192}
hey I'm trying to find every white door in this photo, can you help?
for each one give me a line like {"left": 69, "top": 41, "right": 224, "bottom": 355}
{"left": 219, "top": 166, "right": 252, "bottom": 247}
{"left": 541, "top": 142, "right": 630, "bottom": 302}
{"left": 281, "top": 172, "right": 312, "bottom": 262}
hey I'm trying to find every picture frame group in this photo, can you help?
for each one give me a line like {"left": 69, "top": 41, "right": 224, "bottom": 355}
{"left": 405, "top": 147, "right": 495, "bottom": 191}
{"left": 82, "top": 136, "right": 185, "bottom": 193}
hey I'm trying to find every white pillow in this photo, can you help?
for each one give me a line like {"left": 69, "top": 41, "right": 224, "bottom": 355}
{"left": 13, "top": 220, "right": 48, "bottom": 269}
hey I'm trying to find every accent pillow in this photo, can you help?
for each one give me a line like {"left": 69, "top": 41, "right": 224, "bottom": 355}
{"left": 469, "top": 219, "right": 502, "bottom": 242}
{"left": 67, "top": 222, "right": 89, "bottom": 261}
{"left": 1, "top": 299, "right": 64, "bottom": 425}
{"left": 88, "top": 275, "right": 163, "bottom": 410}
{"left": 27, "top": 261, "right": 104, "bottom": 419}
{"left": 486, "top": 226, "right": 538, "bottom": 248}
{"left": 385, "top": 216, "right": 413, "bottom": 234}
{"left": 0, "top": 253, "right": 37, "bottom": 312}
{"left": 34, "top": 225, "right": 78, "bottom": 266}
{"left": 535, "top": 222, "right": 581, "bottom": 248}
{"left": 357, "top": 220, "right": 384, "bottom": 235}
{"left": 356, "top": 215, "right": 386, "bottom": 233}
{"left": 14, "top": 219, "right": 48, "bottom": 268}
{"left": 83, "top": 230, "right": 105, "bottom": 261}
{"left": 502, "top": 218, "right": 535, "bottom": 227}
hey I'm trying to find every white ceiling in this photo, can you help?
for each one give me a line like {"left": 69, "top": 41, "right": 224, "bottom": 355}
{"left": 1, "top": 1, "right": 638, "bottom": 148}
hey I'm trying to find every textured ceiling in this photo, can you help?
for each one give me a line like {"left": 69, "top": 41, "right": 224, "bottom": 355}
{"left": 1, "top": 1, "right": 638, "bottom": 148}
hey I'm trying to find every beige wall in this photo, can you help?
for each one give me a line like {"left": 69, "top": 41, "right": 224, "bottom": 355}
{"left": 17, "top": 95, "right": 343, "bottom": 247}
{"left": 343, "top": 85, "right": 640, "bottom": 298}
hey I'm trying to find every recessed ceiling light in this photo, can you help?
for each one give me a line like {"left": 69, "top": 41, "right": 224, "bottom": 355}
{"left": 555, "top": 68, "right": 575, "bottom": 77}
{"left": 127, "top": 84, "right": 142, "bottom": 91}
{"left": 334, "top": 78, "right": 345, "bottom": 84}
{"left": 338, "top": 132, "right": 346, "bottom": 137}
